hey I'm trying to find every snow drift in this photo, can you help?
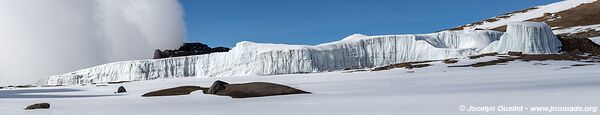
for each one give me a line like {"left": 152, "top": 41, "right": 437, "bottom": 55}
{"left": 0, "top": 0, "right": 185, "bottom": 85}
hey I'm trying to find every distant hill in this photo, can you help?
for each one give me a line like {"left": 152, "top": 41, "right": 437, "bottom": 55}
{"left": 449, "top": 0, "right": 600, "bottom": 54}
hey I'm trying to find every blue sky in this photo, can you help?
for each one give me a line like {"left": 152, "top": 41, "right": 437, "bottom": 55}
{"left": 180, "top": 0, "right": 561, "bottom": 47}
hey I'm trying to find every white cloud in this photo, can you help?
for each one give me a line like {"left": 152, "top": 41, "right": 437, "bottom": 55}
{"left": 0, "top": 0, "right": 185, "bottom": 85}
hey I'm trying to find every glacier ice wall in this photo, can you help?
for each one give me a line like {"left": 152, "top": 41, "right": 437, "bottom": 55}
{"left": 481, "top": 22, "right": 562, "bottom": 54}
{"left": 39, "top": 22, "right": 564, "bottom": 86}
{"left": 39, "top": 30, "right": 503, "bottom": 85}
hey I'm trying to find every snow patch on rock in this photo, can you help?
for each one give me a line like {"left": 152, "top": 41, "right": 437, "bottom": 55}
{"left": 590, "top": 36, "right": 600, "bottom": 45}
{"left": 553, "top": 24, "right": 600, "bottom": 35}
{"left": 465, "top": 0, "right": 596, "bottom": 30}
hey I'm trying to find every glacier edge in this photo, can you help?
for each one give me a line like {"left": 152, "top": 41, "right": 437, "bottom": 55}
{"left": 39, "top": 22, "right": 562, "bottom": 86}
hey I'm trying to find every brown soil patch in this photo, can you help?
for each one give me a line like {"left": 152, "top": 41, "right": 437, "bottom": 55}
{"left": 449, "top": 58, "right": 516, "bottom": 67}
{"left": 449, "top": 26, "right": 465, "bottom": 31}
{"left": 107, "top": 81, "right": 130, "bottom": 84}
{"left": 506, "top": 7, "right": 539, "bottom": 15}
{"left": 516, "top": 54, "right": 584, "bottom": 61}
{"left": 372, "top": 61, "right": 433, "bottom": 71}
{"left": 572, "top": 64, "right": 594, "bottom": 66}
{"left": 491, "top": 0, "right": 600, "bottom": 32}
{"left": 484, "top": 18, "right": 499, "bottom": 23}
{"left": 559, "top": 30, "right": 600, "bottom": 38}
{"left": 142, "top": 86, "right": 207, "bottom": 97}
{"left": 468, "top": 52, "right": 499, "bottom": 59}
{"left": 442, "top": 59, "right": 459, "bottom": 64}
{"left": 448, "top": 7, "right": 539, "bottom": 30}
{"left": 6, "top": 85, "right": 36, "bottom": 89}
{"left": 557, "top": 35, "right": 600, "bottom": 55}
{"left": 448, "top": 1, "right": 600, "bottom": 32}
{"left": 538, "top": 1, "right": 600, "bottom": 29}
{"left": 450, "top": 53, "right": 587, "bottom": 68}
{"left": 342, "top": 69, "right": 369, "bottom": 73}
{"left": 491, "top": 25, "right": 507, "bottom": 32}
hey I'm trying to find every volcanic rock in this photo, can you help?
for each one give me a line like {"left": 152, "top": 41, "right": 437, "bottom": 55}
{"left": 24, "top": 103, "right": 50, "bottom": 110}
{"left": 204, "top": 80, "right": 310, "bottom": 98}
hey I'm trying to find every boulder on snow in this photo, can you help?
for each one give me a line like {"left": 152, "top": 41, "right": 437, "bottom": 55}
{"left": 508, "top": 51, "right": 523, "bottom": 56}
{"left": 206, "top": 80, "right": 228, "bottom": 94}
{"left": 442, "top": 59, "right": 459, "bottom": 64}
{"left": 557, "top": 34, "right": 600, "bottom": 55}
{"left": 372, "top": 61, "right": 433, "bottom": 71}
{"left": 24, "top": 103, "right": 50, "bottom": 110}
{"left": 115, "top": 86, "right": 127, "bottom": 93}
{"left": 468, "top": 52, "right": 498, "bottom": 59}
{"left": 142, "top": 86, "right": 206, "bottom": 97}
{"left": 204, "top": 80, "right": 310, "bottom": 98}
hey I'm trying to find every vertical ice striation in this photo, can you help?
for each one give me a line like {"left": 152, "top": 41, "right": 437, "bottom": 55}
{"left": 41, "top": 22, "right": 565, "bottom": 86}
{"left": 39, "top": 30, "right": 503, "bottom": 85}
{"left": 481, "top": 22, "right": 562, "bottom": 54}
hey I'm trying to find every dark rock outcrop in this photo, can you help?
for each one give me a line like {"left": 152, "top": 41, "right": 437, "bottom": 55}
{"left": 558, "top": 34, "right": 600, "bottom": 55}
{"left": 107, "top": 81, "right": 130, "bottom": 84}
{"left": 372, "top": 61, "right": 433, "bottom": 71}
{"left": 468, "top": 52, "right": 498, "bottom": 59}
{"left": 24, "top": 103, "right": 50, "bottom": 110}
{"left": 204, "top": 80, "right": 310, "bottom": 98}
{"left": 141, "top": 81, "right": 309, "bottom": 98}
{"left": 154, "top": 43, "right": 230, "bottom": 59}
{"left": 449, "top": 0, "right": 600, "bottom": 32}
{"left": 442, "top": 59, "right": 459, "bottom": 64}
{"left": 507, "top": 51, "right": 523, "bottom": 56}
{"left": 449, "top": 53, "right": 586, "bottom": 68}
{"left": 206, "top": 80, "right": 228, "bottom": 94}
{"left": 142, "top": 86, "right": 207, "bottom": 97}
{"left": 115, "top": 86, "right": 127, "bottom": 93}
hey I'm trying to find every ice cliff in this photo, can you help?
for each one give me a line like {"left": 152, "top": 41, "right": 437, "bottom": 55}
{"left": 38, "top": 22, "right": 561, "bottom": 86}
{"left": 481, "top": 22, "right": 562, "bottom": 54}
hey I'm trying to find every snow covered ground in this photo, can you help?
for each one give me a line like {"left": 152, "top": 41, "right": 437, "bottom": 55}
{"left": 2, "top": 57, "right": 599, "bottom": 115}
{"left": 553, "top": 24, "right": 600, "bottom": 35}
{"left": 463, "top": 0, "right": 596, "bottom": 30}
{"left": 590, "top": 36, "right": 600, "bottom": 45}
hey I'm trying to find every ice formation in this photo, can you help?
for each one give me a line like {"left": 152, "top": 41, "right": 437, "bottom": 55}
{"left": 481, "top": 22, "right": 562, "bottom": 54}
{"left": 38, "top": 22, "right": 562, "bottom": 86}
{"left": 38, "top": 30, "right": 502, "bottom": 85}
